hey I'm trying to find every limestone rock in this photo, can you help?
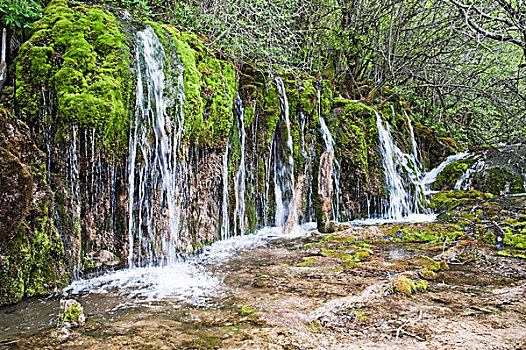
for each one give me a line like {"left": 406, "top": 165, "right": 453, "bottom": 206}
{"left": 317, "top": 152, "right": 334, "bottom": 233}
{"left": 0, "top": 147, "right": 33, "bottom": 238}
{"left": 284, "top": 174, "right": 306, "bottom": 234}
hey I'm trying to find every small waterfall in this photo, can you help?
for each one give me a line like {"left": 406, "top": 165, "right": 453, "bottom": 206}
{"left": 127, "top": 26, "right": 186, "bottom": 267}
{"left": 233, "top": 94, "right": 246, "bottom": 235}
{"left": 375, "top": 109, "right": 425, "bottom": 219}
{"left": 65, "top": 125, "right": 82, "bottom": 277}
{"left": 299, "top": 111, "right": 315, "bottom": 222}
{"left": 274, "top": 77, "right": 295, "bottom": 226}
{"left": 421, "top": 151, "right": 470, "bottom": 193}
{"left": 455, "top": 156, "right": 484, "bottom": 190}
{"left": 220, "top": 143, "right": 230, "bottom": 240}
{"left": 404, "top": 111, "right": 419, "bottom": 160}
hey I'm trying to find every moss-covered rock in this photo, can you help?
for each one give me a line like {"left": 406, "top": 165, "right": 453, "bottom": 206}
{"left": 388, "top": 274, "right": 428, "bottom": 296}
{"left": 432, "top": 159, "right": 475, "bottom": 191}
{"left": 148, "top": 22, "right": 236, "bottom": 148}
{"left": 16, "top": 0, "right": 132, "bottom": 154}
{"left": 386, "top": 222, "right": 465, "bottom": 243}
{"left": 413, "top": 124, "right": 458, "bottom": 170}
{"left": 0, "top": 110, "right": 67, "bottom": 306}
{"left": 429, "top": 190, "right": 492, "bottom": 212}
{"left": 472, "top": 166, "right": 525, "bottom": 195}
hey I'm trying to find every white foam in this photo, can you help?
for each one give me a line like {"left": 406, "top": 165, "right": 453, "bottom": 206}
{"left": 346, "top": 213, "right": 437, "bottom": 226}
{"left": 63, "top": 223, "right": 315, "bottom": 304}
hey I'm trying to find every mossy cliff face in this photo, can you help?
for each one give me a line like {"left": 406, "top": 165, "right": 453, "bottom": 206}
{"left": 413, "top": 123, "right": 458, "bottom": 170}
{"left": 0, "top": 110, "right": 67, "bottom": 306}
{"left": 14, "top": 0, "right": 132, "bottom": 281}
{"left": 146, "top": 21, "right": 236, "bottom": 148}
{"left": 329, "top": 97, "right": 380, "bottom": 219}
{"left": 3, "top": 0, "right": 454, "bottom": 305}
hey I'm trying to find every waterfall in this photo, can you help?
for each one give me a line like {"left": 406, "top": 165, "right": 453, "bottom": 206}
{"left": 375, "top": 109, "right": 425, "bottom": 220}
{"left": 421, "top": 151, "right": 470, "bottom": 193}
{"left": 220, "top": 143, "right": 230, "bottom": 240}
{"left": 455, "top": 156, "right": 484, "bottom": 190}
{"left": 127, "top": 26, "right": 186, "bottom": 267}
{"left": 404, "top": 111, "right": 419, "bottom": 161}
{"left": 233, "top": 94, "right": 246, "bottom": 235}
{"left": 299, "top": 111, "right": 315, "bottom": 222}
{"left": 66, "top": 125, "right": 82, "bottom": 278}
{"left": 274, "top": 77, "right": 295, "bottom": 226}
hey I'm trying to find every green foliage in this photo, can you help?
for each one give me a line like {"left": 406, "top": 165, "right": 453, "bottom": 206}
{"left": 0, "top": 0, "right": 43, "bottom": 29}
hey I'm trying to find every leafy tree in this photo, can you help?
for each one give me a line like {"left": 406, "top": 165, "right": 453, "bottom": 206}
{"left": 0, "top": 0, "right": 43, "bottom": 29}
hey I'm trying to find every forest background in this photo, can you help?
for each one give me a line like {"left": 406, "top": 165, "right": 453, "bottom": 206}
{"left": 1, "top": 0, "right": 525, "bottom": 146}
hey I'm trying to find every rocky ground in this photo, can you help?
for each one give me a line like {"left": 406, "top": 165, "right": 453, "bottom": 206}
{"left": 4, "top": 207, "right": 526, "bottom": 350}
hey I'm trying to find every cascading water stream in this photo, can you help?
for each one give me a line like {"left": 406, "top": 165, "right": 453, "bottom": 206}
{"left": 128, "top": 26, "right": 186, "bottom": 267}
{"left": 274, "top": 77, "right": 295, "bottom": 226}
{"left": 220, "top": 144, "right": 230, "bottom": 240}
{"left": 316, "top": 83, "right": 343, "bottom": 221}
{"left": 374, "top": 109, "right": 425, "bottom": 220}
{"left": 404, "top": 110, "right": 419, "bottom": 161}
{"left": 455, "top": 156, "right": 484, "bottom": 190}
{"left": 233, "top": 93, "right": 246, "bottom": 235}
{"left": 420, "top": 151, "right": 470, "bottom": 193}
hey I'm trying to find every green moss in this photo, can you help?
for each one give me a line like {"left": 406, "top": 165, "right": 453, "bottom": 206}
{"left": 16, "top": 1, "right": 131, "bottom": 154}
{"left": 497, "top": 249, "right": 526, "bottom": 259}
{"left": 411, "top": 255, "right": 442, "bottom": 271}
{"left": 148, "top": 23, "right": 236, "bottom": 148}
{"left": 300, "top": 78, "right": 317, "bottom": 115}
{"left": 389, "top": 275, "right": 428, "bottom": 296}
{"left": 61, "top": 302, "right": 81, "bottom": 325}
{"left": 472, "top": 166, "right": 525, "bottom": 195}
{"left": 239, "top": 305, "right": 256, "bottom": 315}
{"left": 429, "top": 190, "right": 491, "bottom": 211}
{"left": 503, "top": 232, "right": 526, "bottom": 249}
{"left": 0, "top": 198, "right": 67, "bottom": 305}
{"left": 353, "top": 248, "right": 373, "bottom": 262}
{"left": 325, "top": 98, "right": 377, "bottom": 219}
{"left": 321, "top": 247, "right": 353, "bottom": 261}
{"left": 387, "top": 223, "right": 464, "bottom": 243}
{"left": 432, "top": 160, "right": 474, "bottom": 191}
{"left": 418, "top": 268, "right": 437, "bottom": 280}
{"left": 296, "top": 256, "right": 320, "bottom": 267}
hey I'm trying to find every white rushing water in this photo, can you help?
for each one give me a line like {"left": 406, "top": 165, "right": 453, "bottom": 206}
{"left": 455, "top": 156, "right": 484, "bottom": 190}
{"left": 274, "top": 77, "right": 295, "bottom": 226}
{"left": 221, "top": 143, "right": 230, "bottom": 240}
{"left": 404, "top": 110, "right": 419, "bottom": 161}
{"left": 64, "top": 223, "right": 315, "bottom": 305}
{"left": 128, "top": 26, "right": 187, "bottom": 266}
{"left": 317, "top": 86, "right": 335, "bottom": 154}
{"left": 420, "top": 151, "right": 470, "bottom": 194}
{"left": 348, "top": 213, "right": 437, "bottom": 226}
{"left": 233, "top": 94, "right": 247, "bottom": 235}
{"left": 317, "top": 83, "right": 343, "bottom": 220}
{"left": 374, "top": 109, "right": 426, "bottom": 220}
